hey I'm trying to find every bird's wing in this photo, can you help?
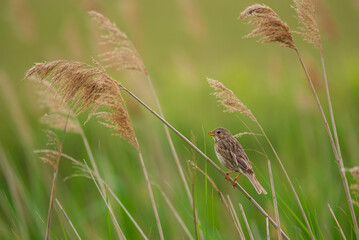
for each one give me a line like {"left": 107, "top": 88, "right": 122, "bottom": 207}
{"left": 216, "top": 139, "right": 250, "bottom": 171}
{"left": 230, "top": 150, "right": 250, "bottom": 171}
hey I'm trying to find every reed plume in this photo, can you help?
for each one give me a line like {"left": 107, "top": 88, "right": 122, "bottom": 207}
{"left": 293, "top": 0, "right": 322, "bottom": 50}
{"left": 208, "top": 77, "right": 312, "bottom": 239}
{"left": 26, "top": 59, "right": 139, "bottom": 150}
{"left": 26, "top": 59, "right": 165, "bottom": 239}
{"left": 207, "top": 78, "right": 255, "bottom": 121}
{"left": 238, "top": 4, "right": 296, "bottom": 50}
{"left": 90, "top": 12, "right": 196, "bottom": 236}
{"left": 89, "top": 11, "right": 147, "bottom": 74}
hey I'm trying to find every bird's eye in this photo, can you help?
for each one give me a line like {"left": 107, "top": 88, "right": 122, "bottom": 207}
{"left": 217, "top": 131, "right": 220, "bottom": 134}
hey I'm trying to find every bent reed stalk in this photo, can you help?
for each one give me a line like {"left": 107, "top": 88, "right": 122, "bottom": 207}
{"left": 294, "top": 0, "right": 354, "bottom": 231}
{"left": 120, "top": 86, "right": 290, "bottom": 240}
{"left": 295, "top": 50, "right": 358, "bottom": 237}
{"left": 191, "top": 162, "right": 244, "bottom": 239}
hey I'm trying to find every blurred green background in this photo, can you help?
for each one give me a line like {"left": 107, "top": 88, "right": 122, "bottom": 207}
{"left": 1, "top": 0, "right": 359, "bottom": 239}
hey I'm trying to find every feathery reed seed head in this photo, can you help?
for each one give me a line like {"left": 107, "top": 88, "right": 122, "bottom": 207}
{"left": 26, "top": 59, "right": 139, "bottom": 150}
{"left": 238, "top": 4, "right": 296, "bottom": 50}
{"left": 207, "top": 78, "right": 255, "bottom": 121}
{"left": 350, "top": 167, "right": 359, "bottom": 182}
{"left": 89, "top": 11, "right": 147, "bottom": 74}
{"left": 293, "top": 0, "right": 322, "bottom": 50}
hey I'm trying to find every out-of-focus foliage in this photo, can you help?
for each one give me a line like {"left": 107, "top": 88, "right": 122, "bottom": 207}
{"left": 0, "top": 0, "right": 359, "bottom": 239}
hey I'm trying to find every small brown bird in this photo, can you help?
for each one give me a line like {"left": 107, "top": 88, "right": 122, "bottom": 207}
{"left": 209, "top": 127, "right": 267, "bottom": 194}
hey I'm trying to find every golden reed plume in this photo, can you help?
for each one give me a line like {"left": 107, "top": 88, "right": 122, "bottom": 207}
{"left": 293, "top": 0, "right": 322, "bottom": 50}
{"left": 238, "top": 4, "right": 296, "bottom": 50}
{"left": 26, "top": 59, "right": 139, "bottom": 150}
{"left": 89, "top": 11, "right": 147, "bottom": 74}
{"left": 207, "top": 78, "right": 255, "bottom": 121}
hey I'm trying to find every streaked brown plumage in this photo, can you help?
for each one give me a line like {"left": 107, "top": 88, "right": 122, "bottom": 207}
{"left": 209, "top": 127, "right": 267, "bottom": 194}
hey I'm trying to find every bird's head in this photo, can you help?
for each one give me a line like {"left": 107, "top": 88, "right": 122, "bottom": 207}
{"left": 208, "top": 127, "right": 232, "bottom": 141}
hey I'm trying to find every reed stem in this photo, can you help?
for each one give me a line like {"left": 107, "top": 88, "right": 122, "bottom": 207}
{"left": 122, "top": 86, "right": 289, "bottom": 240}
{"left": 45, "top": 115, "right": 69, "bottom": 240}
{"left": 296, "top": 49, "right": 359, "bottom": 238}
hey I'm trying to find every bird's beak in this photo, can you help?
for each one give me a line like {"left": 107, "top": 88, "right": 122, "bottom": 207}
{"left": 208, "top": 131, "right": 215, "bottom": 136}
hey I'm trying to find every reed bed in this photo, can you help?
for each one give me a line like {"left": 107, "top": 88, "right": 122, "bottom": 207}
{"left": 0, "top": 0, "right": 357, "bottom": 239}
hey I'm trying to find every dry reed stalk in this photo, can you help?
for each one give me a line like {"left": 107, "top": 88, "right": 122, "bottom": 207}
{"left": 153, "top": 184, "right": 194, "bottom": 240}
{"left": 208, "top": 77, "right": 313, "bottom": 239}
{"left": 26, "top": 60, "right": 164, "bottom": 240}
{"left": 90, "top": 11, "right": 193, "bottom": 214}
{"left": 188, "top": 150, "right": 199, "bottom": 240}
{"left": 328, "top": 204, "right": 347, "bottom": 240}
{"left": 83, "top": 160, "right": 126, "bottom": 240}
{"left": 295, "top": 51, "right": 359, "bottom": 237}
{"left": 190, "top": 162, "right": 244, "bottom": 239}
{"left": 55, "top": 199, "right": 81, "bottom": 240}
{"left": 137, "top": 151, "right": 164, "bottom": 240}
{"left": 105, "top": 188, "right": 148, "bottom": 240}
{"left": 268, "top": 160, "right": 281, "bottom": 240}
{"left": 294, "top": 1, "right": 359, "bottom": 234}
{"left": 121, "top": 86, "right": 290, "bottom": 240}
{"left": 191, "top": 175, "right": 198, "bottom": 240}
{"left": 238, "top": 203, "right": 255, "bottom": 240}
{"left": 226, "top": 195, "right": 245, "bottom": 239}
{"left": 44, "top": 116, "right": 69, "bottom": 240}
{"left": 36, "top": 149, "right": 149, "bottom": 239}
{"left": 266, "top": 217, "right": 270, "bottom": 240}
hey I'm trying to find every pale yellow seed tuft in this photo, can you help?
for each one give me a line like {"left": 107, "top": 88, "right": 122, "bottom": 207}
{"left": 207, "top": 78, "right": 255, "bottom": 121}
{"left": 238, "top": 4, "right": 296, "bottom": 50}
{"left": 293, "top": 0, "right": 322, "bottom": 50}
{"left": 89, "top": 11, "right": 147, "bottom": 74}
{"left": 26, "top": 59, "right": 139, "bottom": 150}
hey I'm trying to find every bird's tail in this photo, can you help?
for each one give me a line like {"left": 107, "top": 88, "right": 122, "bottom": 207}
{"left": 247, "top": 174, "right": 267, "bottom": 194}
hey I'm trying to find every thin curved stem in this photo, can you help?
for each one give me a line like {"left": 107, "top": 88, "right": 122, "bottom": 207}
{"left": 137, "top": 151, "right": 164, "bottom": 240}
{"left": 122, "top": 86, "right": 289, "bottom": 240}
{"left": 296, "top": 49, "right": 359, "bottom": 238}
{"left": 254, "top": 117, "right": 314, "bottom": 239}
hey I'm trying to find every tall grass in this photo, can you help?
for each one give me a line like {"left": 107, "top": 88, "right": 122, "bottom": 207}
{"left": 0, "top": 1, "right": 356, "bottom": 239}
